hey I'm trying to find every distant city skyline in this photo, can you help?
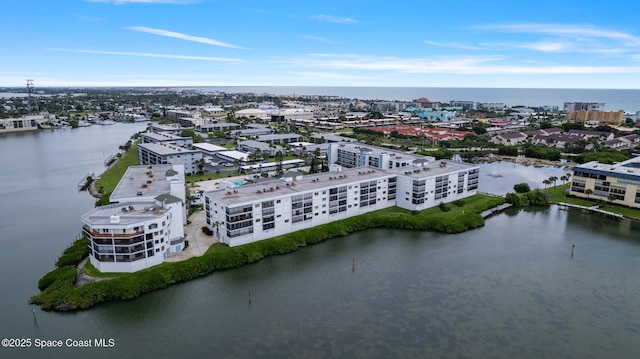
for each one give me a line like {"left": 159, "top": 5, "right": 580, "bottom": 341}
{"left": 3, "top": 0, "right": 640, "bottom": 89}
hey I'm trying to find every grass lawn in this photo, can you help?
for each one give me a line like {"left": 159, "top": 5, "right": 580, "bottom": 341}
{"left": 186, "top": 169, "right": 240, "bottom": 183}
{"left": 83, "top": 261, "right": 131, "bottom": 279}
{"left": 94, "top": 145, "right": 139, "bottom": 195}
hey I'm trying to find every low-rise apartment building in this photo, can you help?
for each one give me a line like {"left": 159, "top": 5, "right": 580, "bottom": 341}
{"left": 570, "top": 157, "right": 640, "bottom": 208}
{"left": 205, "top": 144, "right": 478, "bottom": 247}
{"left": 139, "top": 131, "right": 193, "bottom": 148}
{"left": 138, "top": 142, "right": 203, "bottom": 174}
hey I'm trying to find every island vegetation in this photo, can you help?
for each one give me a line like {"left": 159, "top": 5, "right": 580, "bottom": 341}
{"left": 30, "top": 194, "right": 504, "bottom": 311}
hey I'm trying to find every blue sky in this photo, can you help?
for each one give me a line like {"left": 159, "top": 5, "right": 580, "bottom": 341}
{"left": 2, "top": 0, "right": 640, "bottom": 88}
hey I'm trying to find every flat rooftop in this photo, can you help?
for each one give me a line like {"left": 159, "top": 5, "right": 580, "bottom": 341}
{"left": 218, "top": 150, "right": 249, "bottom": 160}
{"left": 209, "top": 160, "right": 477, "bottom": 204}
{"left": 331, "top": 142, "right": 436, "bottom": 163}
{"left": 138, "top": 142, "right": 199, "bottom": 155}
{"left": 82, "top": 201, "right": 169, "bottom": 226}
{"left": 111, "top": 164, "right": 183, "bottom": 201}
{"left": 141, "top": 132, "right": 189, "bottom": 141}
{"left": 193, "top": 142, "right": 227, "bottom": 152}
{"left": 575, "top": 157, "right": 640, "bottom": 180}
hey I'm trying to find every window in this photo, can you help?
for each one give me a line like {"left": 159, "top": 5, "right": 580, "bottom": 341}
{"left": 149, "top": 223, "right": 158, "bottom": 230}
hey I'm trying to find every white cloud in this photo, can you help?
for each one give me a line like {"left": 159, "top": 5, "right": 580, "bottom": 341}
{"left": 423, "top": 40, "right": 485, "bottom": 50}
{"left": 310, "top": 15, "right": 358, "bottom": 24}
{"left": 127, "top": 26, "right": 247, "bottom": 49}
{"left": 517, "top": 41, "right": 569, "bottom": 52}
{"left": 286, "top": 53, "right": 640, "bottom": 75}
{"left": 476, "top": 23, "right": 640, "bottom": 46}
{"left": 47, "top": 48, "right": 243, "bottom": 62}
{"left": 290, "top": 72, "right": 369, "bottom": 81}
{"left": 302, "top": 35, "right": 338, "bottom": 44}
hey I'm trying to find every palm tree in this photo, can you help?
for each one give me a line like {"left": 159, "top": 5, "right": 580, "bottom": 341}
{"left": 543, "top": 179, "right": 551, "bottom": 190}
{"left": 607, "top": 193, "right": 616, "bottom": 204}
{"left": 549, "top": 176, "right": 558, "bottom": 188}
{"left": 585, "top": 188, "right": 593, "bottom": 199}
{"left": 212, "top": 221, "right": 220, "bottom": 236}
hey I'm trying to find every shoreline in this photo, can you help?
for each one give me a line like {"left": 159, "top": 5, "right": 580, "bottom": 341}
{"left": 30, "top": 194, "right": 506, "bottom": 311}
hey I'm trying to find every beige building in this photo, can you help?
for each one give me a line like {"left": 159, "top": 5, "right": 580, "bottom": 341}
{"left": 570, "top": 157, "right": 640, "bottom": 208}
{"left": 568, "top": 110, "right": 624, "bottom": 125}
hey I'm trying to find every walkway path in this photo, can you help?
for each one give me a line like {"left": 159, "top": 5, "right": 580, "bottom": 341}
{"left": 164, "top": 210, "right": 219, "bottom": 262}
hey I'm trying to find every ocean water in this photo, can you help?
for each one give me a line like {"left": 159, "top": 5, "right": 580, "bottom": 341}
{"left": 191, "top": 86, "right": 640, "bottom": 113}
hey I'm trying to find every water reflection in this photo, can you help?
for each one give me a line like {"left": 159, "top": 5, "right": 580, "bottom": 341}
{"left": 479, "top": 161, "right": 567, "bottom": 195}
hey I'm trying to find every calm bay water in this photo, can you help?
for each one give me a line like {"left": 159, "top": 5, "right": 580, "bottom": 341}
{"left": 1, "top": 126, "right": 639, "bottom": 358}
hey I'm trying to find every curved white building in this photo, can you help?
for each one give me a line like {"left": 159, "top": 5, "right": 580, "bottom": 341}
{"left": 82, "top": 197, "right": 183, "bottom": 273}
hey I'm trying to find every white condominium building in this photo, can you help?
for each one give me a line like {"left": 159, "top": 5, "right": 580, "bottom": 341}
{"left": 138, "top": 142, "right": 203, "bottom": 174}
{"left": 205, "top": 144, "right": 479, "bottom": 247}
{"left": 139, "top": 131, "right": 193, "bottom": 148}
{"left": 81, "top": 164, "right": 187, "bottom": 272}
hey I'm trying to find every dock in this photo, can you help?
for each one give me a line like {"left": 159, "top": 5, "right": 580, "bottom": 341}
{"left": 78, "top": 172, "right": 95, "bottom": 191}
{"left": 480, "top": 203, "right": 512, "bottom": 218}
{"left": 557, "top": 202, "right": 624, "bottom": 220}
{"left": 104, "top": 154, "right": 117, "bottom": 167}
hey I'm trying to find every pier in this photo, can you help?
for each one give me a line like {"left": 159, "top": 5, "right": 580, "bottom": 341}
{"left": 480, "top": 203, "right": 512, "bottom": 218}
{"left": 557, "top": 202, "right": 624, "bottom": 220}
{"left": 104, "top": 154, "right": 117, "bottom": 166}
{"left": 77, "top": 172, "right": 95, "bottom": 191}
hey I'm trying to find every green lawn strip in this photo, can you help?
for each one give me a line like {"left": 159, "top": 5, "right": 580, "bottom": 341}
{"left": 186, "top": 170, "right": 239, "bottom": 183}
{"left": 547, "top": 184, "right": 640, "bottom": 220}
{"left": 31, "top": 194, "right": 503, "bottom": 311}
{"left": 93, "top": 145, "right": 139, "bottom": 204}
{"left": 82, "top": 261, "right": 130, "bottom": 279}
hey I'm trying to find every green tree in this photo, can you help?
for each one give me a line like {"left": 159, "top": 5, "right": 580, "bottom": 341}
{"left": 197, "top": 158, "right": 206, "bottom": 173}
{"left": 513, "top": 183, "right": 531, "bottom": 193}
{"left": 498, "top": 145, "right": 518, "bottom": 156}
{"left": 181, "top": 129, "right": 205, "bottom": 143}
{"left": 275, "top": 151, "right": 284, "bottom": 176}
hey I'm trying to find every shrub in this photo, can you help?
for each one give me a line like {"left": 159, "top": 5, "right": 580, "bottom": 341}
{"left": 506, "top": 189, "right": 549, "bottom": 207}
{"left": 439, "top": 202, "right": 451, "bottom": 212}
{"left": 513, "top": 183, "right": 531, "bottom": 193}
{"left": 55, "top": 237, "right": 89, "bottom": 267}
{"left": 453, "top": 199, "right": 466, "bottom": 207}
{"left": 38, "top": 266, "right": 76, "bottom": 291}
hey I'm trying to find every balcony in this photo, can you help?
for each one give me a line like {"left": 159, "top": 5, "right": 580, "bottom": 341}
{"left": 83, "top": 225, "right": 144, "bottom": 239}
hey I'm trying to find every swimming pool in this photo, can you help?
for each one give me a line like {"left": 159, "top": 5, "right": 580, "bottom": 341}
{"left": 233, "top": 181, "right": 245, "bottom": 187}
